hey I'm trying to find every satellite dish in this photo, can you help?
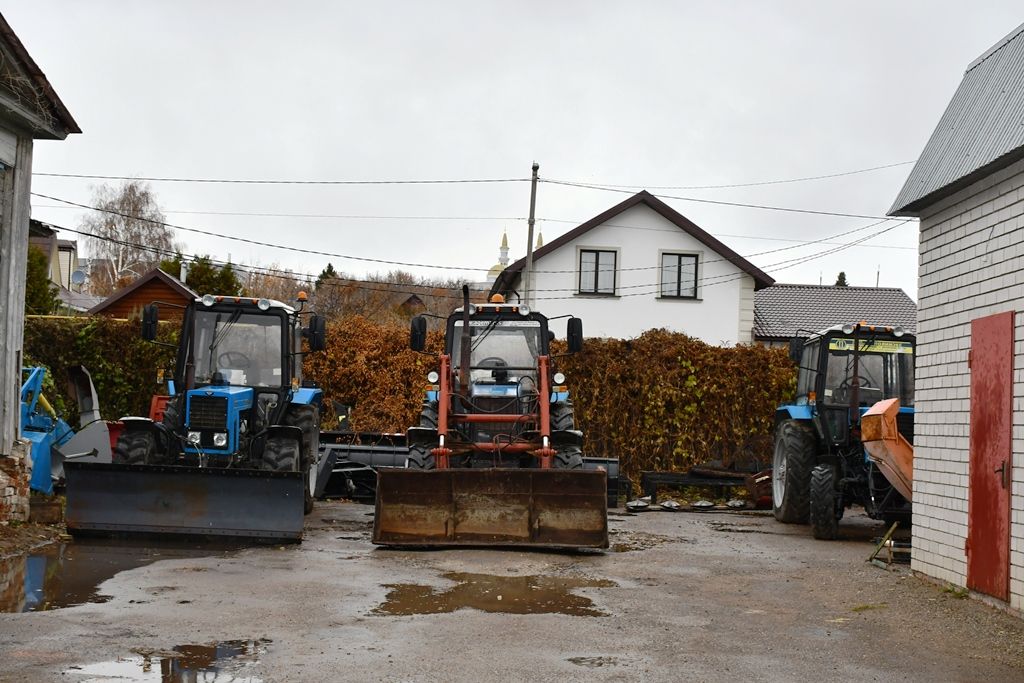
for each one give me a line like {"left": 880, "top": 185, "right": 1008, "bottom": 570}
{"left": 71, "top": 269, "right": 86, "bottom": 285}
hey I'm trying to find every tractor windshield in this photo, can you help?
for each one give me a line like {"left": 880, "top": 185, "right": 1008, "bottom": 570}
{"left": 822, "top": 336, "right": 914, "bottom": 407}
{"left": 192, "top": 310, "right": 284, "bottom": 387}
{"left": 451, "top": 319, "right": 542, "bottom": 384}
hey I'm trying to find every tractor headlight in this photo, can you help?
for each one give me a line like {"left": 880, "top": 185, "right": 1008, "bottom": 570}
{"left": 213, "top": 432, "right": 228, "bottom": 447}
{"left": 841, "top": 323, "right": 855, "bottom": 335}
{"left": 187, "top": 431, "right": 201, "bottom": 444}
{"left": 257, "top": 298, "right": 271, "bottom": 311}
{"left": 201, "top": 294, "right": 216, "bottom": 307}
{"left": 427, "top": 370, "right": 439, "bottom": 383}
{"left": 518, "top": 305, "right": 531, "bottom": 316}
{"left": 553, "top": 372, "right": 566, "bottom": 384}
{"left": 892, "top": 326, "right": 905, "bottom": 337}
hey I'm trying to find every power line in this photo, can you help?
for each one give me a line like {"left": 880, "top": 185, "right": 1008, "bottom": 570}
{"left": 538, "top": 178, "right": 901, "bottom": 221}
{"left": 34, "top": 172, "right": 530, "bottom": 186}
{"left": 552, "top": 160, "right": 917, "bottom": 191}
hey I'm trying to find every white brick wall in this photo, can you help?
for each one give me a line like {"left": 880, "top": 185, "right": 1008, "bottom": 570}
{"left": 913, "top": 156, "right": 1024, "bottom": 609}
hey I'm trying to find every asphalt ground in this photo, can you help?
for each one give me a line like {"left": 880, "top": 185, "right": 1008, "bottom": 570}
{"left": 1, "top": 500, "right": 1023, "bottom": 682}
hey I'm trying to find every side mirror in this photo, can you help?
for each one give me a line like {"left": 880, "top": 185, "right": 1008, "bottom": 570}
{"left": 141, "top": 304, "right": 159, "bottom": 341}
{"left": 788, "top": 337, "right": 803, "bottom": 364}
{"left": 306, "top": 314, "right": 327, "bottom": 352}
{"left": 410, "top": 315, "right": 427, "bottom": 352}
{"left": 566, "top": 317, "right": 583, "bottom": 354}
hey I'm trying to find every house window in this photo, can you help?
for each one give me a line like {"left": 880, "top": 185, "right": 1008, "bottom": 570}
{"left": 660, "top": 253, "right": 698, "bottom": 298}
{"left": 578, "top": 249, "right": 616, "bottom": 295}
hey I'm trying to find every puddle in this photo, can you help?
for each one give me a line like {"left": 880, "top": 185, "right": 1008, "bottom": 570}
{"left": 609, "top": 531, "right": 676, "bottom": 552}
{"left": 567, "top": 656, "right": 622, "bottom": 668}
{"left": 65, "top": 639, "right": 269, "bottom": 682}
{"left": 374, "top": 572, "right": 616, "bottom": 617}
{"left": 0, "top": 538, "right": 243, "bottom": 613}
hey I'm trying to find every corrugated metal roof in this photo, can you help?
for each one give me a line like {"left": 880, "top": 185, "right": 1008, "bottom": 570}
{"left": 753, "top": 284, "right": 917, "bottom": 340}
{"left": 889, "top": 23, "right": 1024, "bottom": 216}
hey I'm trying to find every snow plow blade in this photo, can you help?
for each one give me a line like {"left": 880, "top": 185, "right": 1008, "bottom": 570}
{"left": 64, "top": 462, "right": 305, "bottom": 542}
{"left": 372, "top": 468, "right": 609, "bottom": 549}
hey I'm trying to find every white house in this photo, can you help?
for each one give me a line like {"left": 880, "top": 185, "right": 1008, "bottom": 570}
{"left": 889, "top": 22, "right": 1024, "bottom": 611}
{"left": 490, "top": 191, "right": 774, "bottom": 344}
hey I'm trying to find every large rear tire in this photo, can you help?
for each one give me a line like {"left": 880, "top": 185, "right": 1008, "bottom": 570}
{"left": 772, "top": 420, "right": 816, "bottom": 523}
{"left": 419, "top": 401, "right": 439, "bottom": 429}
{"left": 284, "top": 405, "right": 320, "bottom": 515}
{"left": 551, "top": 401, "right": 576, "bottom": 431}
{"left": 406, "top": 442, "right": 436, "bottom": 470}
{"left": 810, "top": 464, "right": 839, "bottom": 540}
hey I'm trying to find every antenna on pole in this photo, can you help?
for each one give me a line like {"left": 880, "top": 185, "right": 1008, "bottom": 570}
{"left": 523, "top": 162, "right": 540, "bottom": 307}
{"left": 876, "top": 265, "right": 880, "bottom": 287}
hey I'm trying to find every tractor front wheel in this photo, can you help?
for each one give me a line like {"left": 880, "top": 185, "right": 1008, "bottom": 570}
{"left": 772, "top": 420, "right": 816, "bottom": 524}
{"left": 112, "top": 430, "right": 160, "bottom": 465}
{"left": 810, "top": 464, "right": 840, "bottom": 540}
{"left": 553, "top": 445, "right": 583, "bottom": 469}
{"left": 262, "top": 435, "right": 299, "bottom": 473}
{"left": 406, "top": 442, "right": 436, "bottom": 470}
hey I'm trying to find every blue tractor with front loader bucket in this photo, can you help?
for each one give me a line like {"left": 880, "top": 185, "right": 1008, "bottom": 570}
{"left": 64, "top": 292, "right": 330, "bottom": 542}
{"left": 772, "top": 322, "right": 915, "bottom": 539}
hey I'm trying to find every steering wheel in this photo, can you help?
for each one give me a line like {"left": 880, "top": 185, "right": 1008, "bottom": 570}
{"left": 218, "top": 351, "right": 251, "bottom": 369}
{"left": 839, "top": 375, "right": 872, "bottom": 389}
{"left": 477, "top": 356, "right": 507, "bottom": 369}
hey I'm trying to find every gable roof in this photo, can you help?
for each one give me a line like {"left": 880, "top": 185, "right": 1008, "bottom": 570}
{"left": 889, "top": 23, "right": 1024, "bottom": 216}
{"left": 0, "top": 13, "right": 80, "bottom": 139}
{"left": 753, "top": 283, "right": 917, "bottom": 340}
{"left": 490, "top": 190, "right": 774, "bottom": 295}
{"left": 88, "top": 267, "right": 198, "bottom": 315}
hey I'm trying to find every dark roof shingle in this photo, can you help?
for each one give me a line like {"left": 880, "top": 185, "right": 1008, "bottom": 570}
{"left": 753, "top": 284, "right": 917, "bottom": 340}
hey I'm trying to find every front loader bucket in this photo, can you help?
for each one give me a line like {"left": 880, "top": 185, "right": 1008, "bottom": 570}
{"left": 65, "top": 462, "right": 305, "bottom": 542}
{"left": 373, "top": 469, "right": 609, "bottom": 549}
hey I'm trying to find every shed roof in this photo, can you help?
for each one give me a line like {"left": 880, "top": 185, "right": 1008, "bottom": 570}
{"left": 491, "top": 190, "right": 774, "bottom": 296}
{"left": 88, "top": 268, "right": 197, "bottom": 316}
{"left": 889, "top": 23, "right": 1024, "bottom": 216}
{"left": 753, "top": 283, "right": 917, "bottom": 340}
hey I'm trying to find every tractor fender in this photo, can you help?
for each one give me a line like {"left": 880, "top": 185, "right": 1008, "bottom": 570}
{"left": 290, "top": 387, "right": 323, "bottom": 410}
{"left": 265, "top": 424, "right": 304, "bottom": 445}
{"left": 120, "top": 416, "right": 172, "bottom": 438}
{"left": 776, "top": 405, "right": 813, "bottom": 424}
{"left": 406, "top": 426, "right": 438, "bottom": 447}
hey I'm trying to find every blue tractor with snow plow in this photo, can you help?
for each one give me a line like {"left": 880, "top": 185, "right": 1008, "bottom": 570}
{"left": 772, "top": 322, "right": 915, "bottom": 539}
{"left": 64, "top": 293, "right": 330, "bottom": 542}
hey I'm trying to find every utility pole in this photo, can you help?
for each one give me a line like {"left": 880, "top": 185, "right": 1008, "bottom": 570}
{"left": 523, "top": 162, "right": 539, "bottom": 307}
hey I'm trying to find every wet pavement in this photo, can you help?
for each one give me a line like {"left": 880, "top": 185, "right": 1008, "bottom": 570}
{"left": 0, "top": 501, "right": 1022, "bottom": 682}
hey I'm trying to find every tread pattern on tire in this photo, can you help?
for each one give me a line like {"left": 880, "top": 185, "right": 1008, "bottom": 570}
{"left": 554, "top": 445, "right": 583, "bottom": 470}
{"left": 262, "top": 435, "right": 299, "bottom": 472}
{"left": 810, "top": 464, "right": 839, "bottom": 540}
{"left": 551, "top": 401, "right": 576, "bottom": 432}
{"left": 112, "top": 430, "right": 156, "bottom": 465}
{"left": 406, "top": 442, "right": 435, "bottom": 470}
{"left": 773, "top": 420, "right": 817, "bottom": 524}
{"left": 419, "top": 402, "right": 439, "bottom": 429}
{"left": 283, "top": 404, "right": 319, "bottom": 514}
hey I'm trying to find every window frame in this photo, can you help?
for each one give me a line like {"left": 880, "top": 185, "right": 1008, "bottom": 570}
{"left": 576, "top": 247, "right": 619, "bottom": 296}
{"left": 658, "top": 251, "right": 701, "bottom": 300}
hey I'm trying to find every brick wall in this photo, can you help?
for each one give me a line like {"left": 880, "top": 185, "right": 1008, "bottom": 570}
{"left": 0, "top": 440, "right": 30, "bottom": 523}
{"left": 915, "top": 156, "right": 1024, "bottom": 609}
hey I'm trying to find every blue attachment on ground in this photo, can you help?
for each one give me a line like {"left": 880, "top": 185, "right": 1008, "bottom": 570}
{"left": 20, "top": 367, "right": 75, "bottom": 495}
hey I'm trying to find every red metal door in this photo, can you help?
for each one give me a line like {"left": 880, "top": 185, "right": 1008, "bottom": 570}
{"left": 967, "top": 311, "right": 1014, "bottom": 601}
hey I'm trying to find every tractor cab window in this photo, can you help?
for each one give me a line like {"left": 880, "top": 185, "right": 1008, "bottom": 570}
{"left": 192, "top": 310, "right": 284, "bottom": 387}
{"left": 795, "top": 341, "right": 819, "bottom": 404}
{"left": 451, "top": 319, "right": 543, "bottom": 386}
{"left": 821, "top": 336, "right": 914, "bottom": 407}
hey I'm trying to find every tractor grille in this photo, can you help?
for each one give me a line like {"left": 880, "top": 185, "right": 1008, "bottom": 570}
{"left": 189, "top": 396, "right": 228, "bottom": 430}
{"left": 897, "top": 412, "right": 914, "bottom": 445}
{"left": 467, "top": 397, "right": 529, "bottom": 441}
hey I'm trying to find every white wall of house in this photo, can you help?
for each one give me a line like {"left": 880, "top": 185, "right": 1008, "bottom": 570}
{"left": 914, "top": 155, "right": 1024, "bottom": 610}
{"left": 521, "top": 204, "right": 755, "bottom": 344}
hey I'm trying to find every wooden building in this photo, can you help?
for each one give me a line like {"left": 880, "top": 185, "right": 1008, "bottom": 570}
{"left": 89, "top": 268, "right": 197, "bottom": 319}
{"left": 0, "top": 13, "right": 80, "bottom": 466}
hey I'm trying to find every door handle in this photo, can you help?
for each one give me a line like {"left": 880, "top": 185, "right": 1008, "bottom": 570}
{"left": 994, "top": 460, "right": 1009, "bottom": 489}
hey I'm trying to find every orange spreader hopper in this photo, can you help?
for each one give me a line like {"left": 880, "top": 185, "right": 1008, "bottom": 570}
{"left": 860, "top": 398, "right": 913, "bottom": 500}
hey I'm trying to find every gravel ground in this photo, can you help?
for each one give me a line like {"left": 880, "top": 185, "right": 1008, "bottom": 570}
{"left": 1, "top": 500, "right": 1022, "bottom": 682}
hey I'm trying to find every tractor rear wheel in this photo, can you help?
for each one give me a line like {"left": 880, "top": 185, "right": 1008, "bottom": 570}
{"left": 419, "top": 402, "right": 439, "bottom": 429}
{"left": 551, "top": 401, "right": 576, "bottom": 431}
{"left": 772, "top": 420, "right": 816, "bottom": 524}
{"left": 406, "top": 442, "right": 435, "bottom": 470}
{"left": 262, "top": 435, "right": 299, "bottom": 473}
{"left": 112, "top": 430, "right": 158, "bottom": 465}
{"left": 810, "top": 464, "right": 839, "bottom": 540}
{"left": 284, "top": 405, "right": 320, "bottom": 515}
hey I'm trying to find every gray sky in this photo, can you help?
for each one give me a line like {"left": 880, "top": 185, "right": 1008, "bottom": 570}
{"left": 12, "top": 1, "right": 1024, "bottom": 300}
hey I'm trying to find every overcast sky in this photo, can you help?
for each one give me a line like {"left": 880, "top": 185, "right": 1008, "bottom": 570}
{"left": 11, "top": 2, "right": 1024, "bottom": 300}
